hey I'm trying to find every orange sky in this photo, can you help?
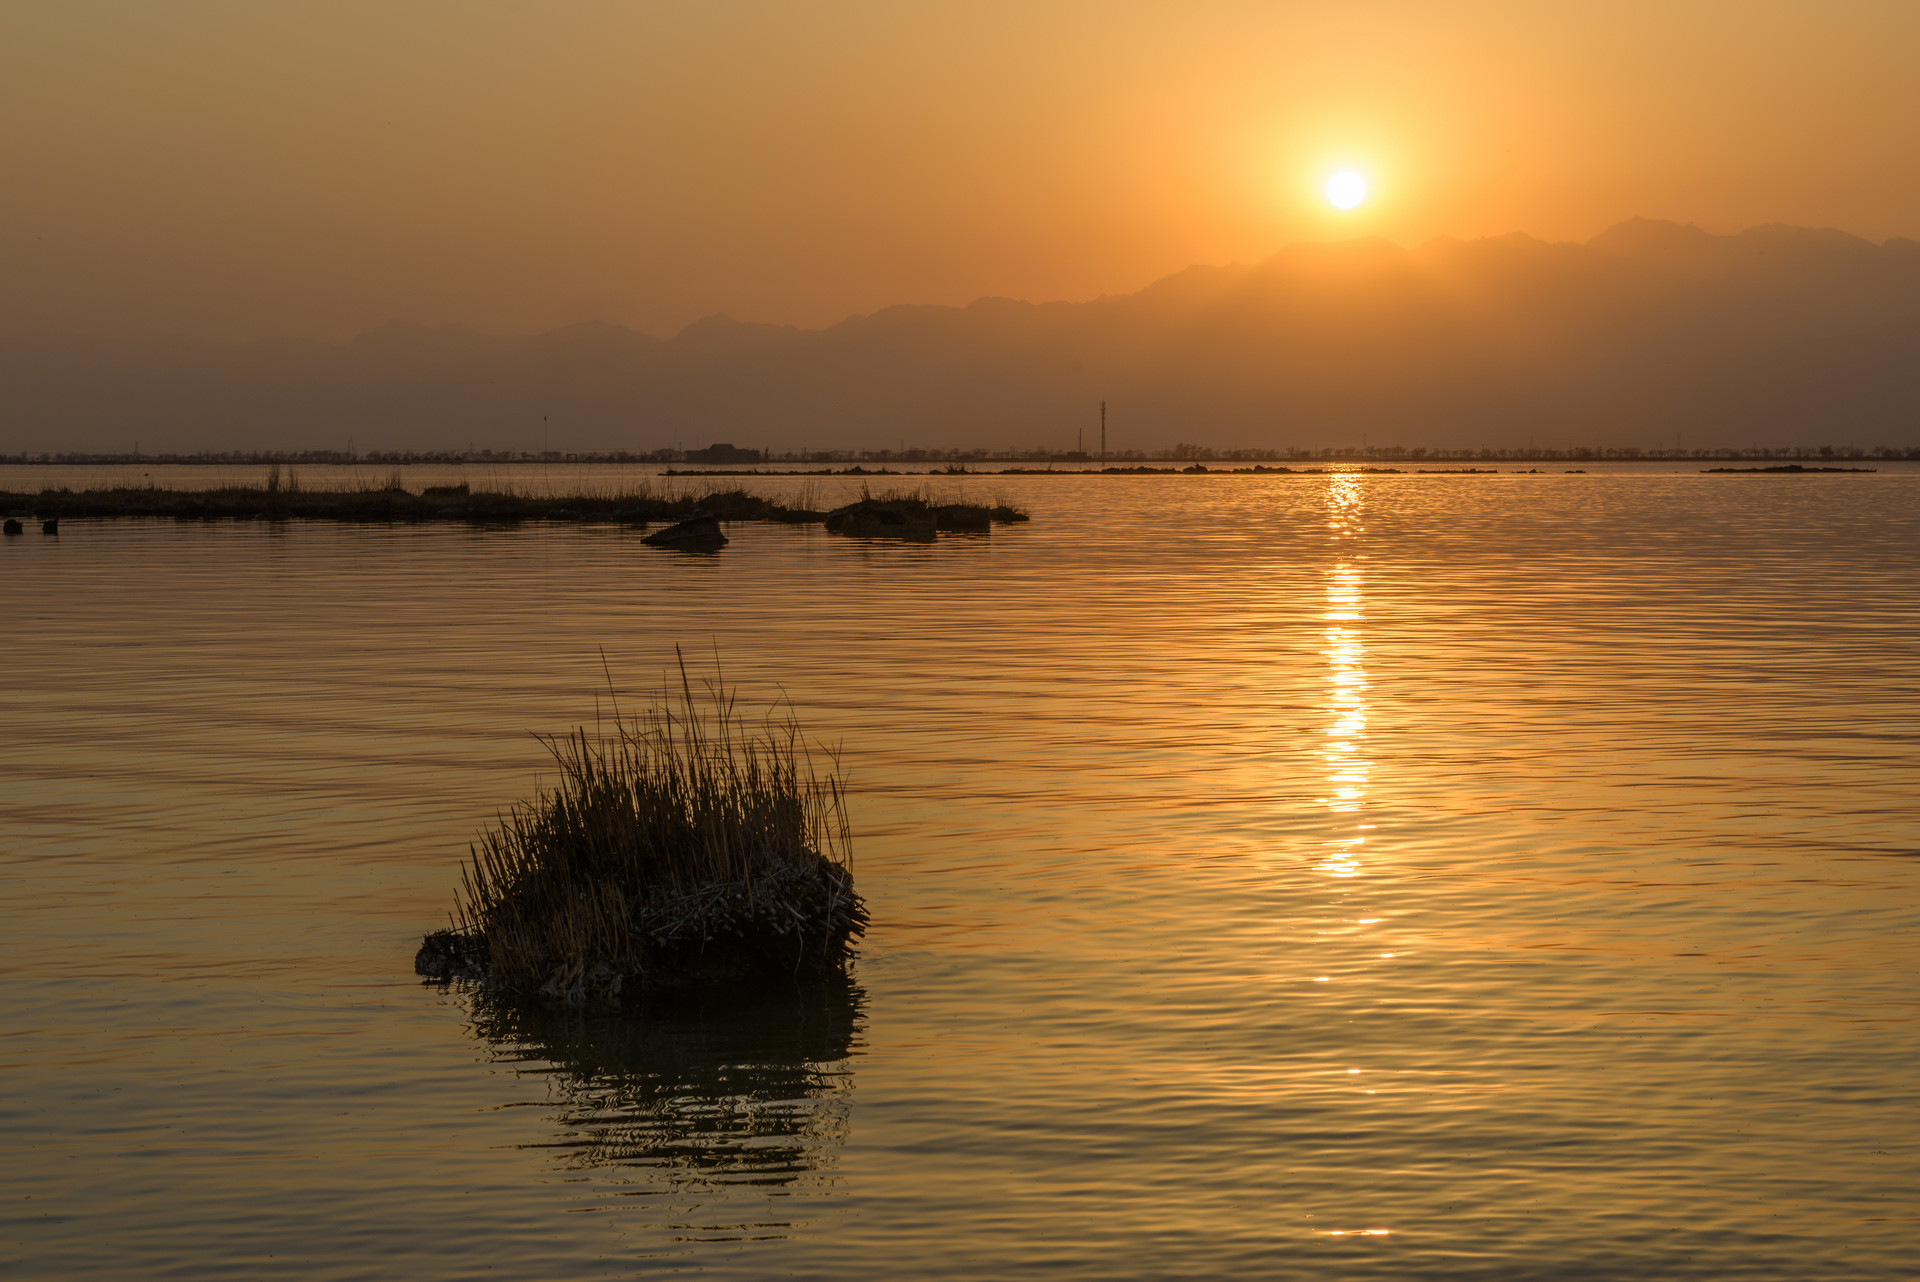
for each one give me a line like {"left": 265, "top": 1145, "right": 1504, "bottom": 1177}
{"left": 4, "top": 0, "right": 1917, "bottom": 342}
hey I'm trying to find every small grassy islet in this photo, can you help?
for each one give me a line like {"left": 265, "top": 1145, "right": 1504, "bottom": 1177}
{"left": 416, "top": 654, "right": 866, "bottom": 1004}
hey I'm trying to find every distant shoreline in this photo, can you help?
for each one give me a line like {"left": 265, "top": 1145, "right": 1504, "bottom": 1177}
{"left": 3, "top": 446, "right": 1912, "bottom": 470}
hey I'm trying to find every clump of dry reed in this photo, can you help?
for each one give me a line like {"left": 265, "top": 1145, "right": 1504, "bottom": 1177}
{"left": 417, "top": 653, "right": 863, "bottom": 1003}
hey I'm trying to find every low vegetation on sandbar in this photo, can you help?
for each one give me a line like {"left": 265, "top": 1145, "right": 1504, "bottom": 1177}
{"left": 823, "top": 486, "right": 1028, "bottom": 542}
{"left": 415, "top": 655, "right": 866, "bottom": 1004}
{"left": 4, "top": 467, "right": 1028, "bottom": 538}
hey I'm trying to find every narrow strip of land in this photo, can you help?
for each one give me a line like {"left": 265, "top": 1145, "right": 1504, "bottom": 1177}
{"left": 1, "top": 483, "right": 1027, "bottom": 535}
{"left": 1699, "top": 465, "right": 1876, "bottom": 473}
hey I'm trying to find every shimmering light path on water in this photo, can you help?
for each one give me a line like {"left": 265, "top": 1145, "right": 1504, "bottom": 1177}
{"left": 3, "top": 470, "right": 1917, "bottom": 1278}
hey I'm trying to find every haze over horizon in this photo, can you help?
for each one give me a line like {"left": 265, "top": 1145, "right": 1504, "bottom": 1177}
{"left": 178, "top": 215, "right": 1920, "bottom": 347}
{"left": 5, "top": 1, "right": 1918, "bottom": 453}
{"left": 9, "top": 215, "right": 1919, "bottom": 456}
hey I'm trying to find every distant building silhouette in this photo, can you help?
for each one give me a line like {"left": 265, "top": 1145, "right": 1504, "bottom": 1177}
{"left": 684, "top": 442, "right": 764, "bottom": 463}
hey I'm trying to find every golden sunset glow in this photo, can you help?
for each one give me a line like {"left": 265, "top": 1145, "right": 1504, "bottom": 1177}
{"left": 2, "top": 3, "right": 1917, "bottom": 344}
{"left": 3, "top": 2, "right": 1920, "bottom": 1277}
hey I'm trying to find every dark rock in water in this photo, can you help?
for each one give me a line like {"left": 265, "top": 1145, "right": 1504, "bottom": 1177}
{"left": 41, "top": 518, "right": 57, "bottom": 535}
{"left": 825, "top": 499, "right": 936, "bottom": 542}
{"left": 2, "top": 519, "right": 21, "bottom": 536}
{"left": 643, "top": 514, "right": 728, "bottom": 551}
{"left": 415, "top": 928, "right": 491, "bottom": 984}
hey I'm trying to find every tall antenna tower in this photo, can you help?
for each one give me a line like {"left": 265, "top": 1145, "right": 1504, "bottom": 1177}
{"left": 1099, "top": 401, "right": 1107, "bottom": 469}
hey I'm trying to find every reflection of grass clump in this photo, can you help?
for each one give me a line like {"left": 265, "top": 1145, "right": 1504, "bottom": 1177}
{"left": 466, "top": 973, "right": 864, "bottom": 1184}
{"left": 417, "top": 654, "right": 864, "bottom": 1003}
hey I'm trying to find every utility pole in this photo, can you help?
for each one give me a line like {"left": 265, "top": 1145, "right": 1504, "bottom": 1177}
{"left": 1099, "top": 401, "right": 1107, "bottom": 470}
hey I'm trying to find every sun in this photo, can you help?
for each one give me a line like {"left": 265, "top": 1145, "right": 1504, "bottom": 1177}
{"left": 1325, "top": 170, "right": 1368, "bottom": 210}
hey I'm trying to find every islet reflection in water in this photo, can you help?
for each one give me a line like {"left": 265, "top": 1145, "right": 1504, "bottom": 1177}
{"left": 464, "top": 975, "right": 864, "bottom": 1207}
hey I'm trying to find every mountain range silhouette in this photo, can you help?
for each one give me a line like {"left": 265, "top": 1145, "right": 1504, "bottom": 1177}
{"left": 6, "top": 219, "right": 1917, "bottom": 453}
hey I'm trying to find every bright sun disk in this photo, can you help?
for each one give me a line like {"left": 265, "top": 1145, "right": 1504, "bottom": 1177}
{"left": 1326, "top": 170, "right": 1367, "bottom": 210}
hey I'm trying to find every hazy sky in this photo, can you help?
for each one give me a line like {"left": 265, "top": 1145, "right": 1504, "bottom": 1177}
{"left": 4, "top": 0, "right": 1917, "bottom": 342}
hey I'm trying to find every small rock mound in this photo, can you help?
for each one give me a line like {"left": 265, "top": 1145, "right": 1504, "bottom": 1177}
{"left": 643, "top": 515, "right": 728, "bottom": 550}
{"left": 415, "top": 929, "right": 490, "bottom": 984}
{"left": 825, "top": 499, "right": 936, "bottom": 542}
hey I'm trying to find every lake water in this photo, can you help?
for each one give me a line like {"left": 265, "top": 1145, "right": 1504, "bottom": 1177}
{"left": 3, "top": 467, "right": 1917, "bottom": 1279}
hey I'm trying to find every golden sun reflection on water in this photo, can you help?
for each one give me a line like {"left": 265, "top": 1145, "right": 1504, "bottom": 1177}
{"left": 1, "top": 470, "right": 1919, "bottom": 1278}
{"left": 1318, "top": 475, "right": 1371, "bottom": 877}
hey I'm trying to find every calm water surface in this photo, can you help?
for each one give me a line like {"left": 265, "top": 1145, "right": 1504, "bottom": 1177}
{"left": 3, "top": 470, "right": 1917, "bottom": 1279}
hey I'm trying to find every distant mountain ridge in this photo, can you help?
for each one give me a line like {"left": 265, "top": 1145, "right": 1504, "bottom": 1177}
{"left": 5, "top": 219, "right": 1918, "bottom": 453}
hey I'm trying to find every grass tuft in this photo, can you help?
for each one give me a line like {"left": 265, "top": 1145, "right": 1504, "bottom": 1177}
{"left": 418, "top": 651, "right": 864, "bottom": 1003}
